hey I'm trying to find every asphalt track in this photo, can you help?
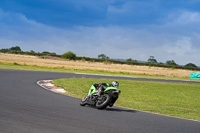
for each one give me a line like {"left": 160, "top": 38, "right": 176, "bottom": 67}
{"left": 0, "top": 69, "right": 200, "bottom": 133}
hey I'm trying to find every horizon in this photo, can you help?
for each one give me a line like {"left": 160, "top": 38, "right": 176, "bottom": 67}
{"left": 1, "top": 45, "right": 200, "bottom": 67}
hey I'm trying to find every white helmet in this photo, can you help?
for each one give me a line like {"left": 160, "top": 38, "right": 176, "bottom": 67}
{"left": 112, "top": 81, "right": 119, "bottom": 88}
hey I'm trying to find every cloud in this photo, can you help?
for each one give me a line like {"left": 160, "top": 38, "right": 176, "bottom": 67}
{"left": 165, "top": 10, "right": 200, "bottom": 28}
{"left": 163, "top": 37, "right": 192, "bottom": 56}
{"left": 0, "top": 7, "right": 200, "bottom": 66}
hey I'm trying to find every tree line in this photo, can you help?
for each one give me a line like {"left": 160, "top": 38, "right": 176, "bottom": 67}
{"left": 0, "top": 46, "right": 199, "bottom": 71}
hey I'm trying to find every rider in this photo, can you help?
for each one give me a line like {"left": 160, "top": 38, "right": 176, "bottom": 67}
{"left": 94, "top": 81, "right": 119, "bottom": 95}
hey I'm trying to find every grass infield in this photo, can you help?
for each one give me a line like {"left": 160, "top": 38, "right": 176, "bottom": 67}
{"left": 52, "top": 78, "right": 200, "bottom": 121}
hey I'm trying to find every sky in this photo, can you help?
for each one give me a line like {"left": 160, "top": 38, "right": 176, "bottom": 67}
{"left": 0, "top": 0, "right": 200, "bottom": 66}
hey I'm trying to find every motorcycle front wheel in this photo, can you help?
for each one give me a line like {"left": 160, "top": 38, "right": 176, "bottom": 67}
{"left": 80, "top": 95, "right": 88, "bottom": 106}
{"left": 96, "top": 94, "right": 111, "bottom": 109}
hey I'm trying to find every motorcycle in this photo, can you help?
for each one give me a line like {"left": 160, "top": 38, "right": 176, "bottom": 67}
{"left": 80, "top": 84, "right": 121, "bottom": 109}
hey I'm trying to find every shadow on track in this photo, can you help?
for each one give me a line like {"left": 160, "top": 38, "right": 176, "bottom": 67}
{"left": 105, "top": 107, "right": 137, "bottom": 113}
{"left": 83, "top": 105, "right": 137, "bottom": 113}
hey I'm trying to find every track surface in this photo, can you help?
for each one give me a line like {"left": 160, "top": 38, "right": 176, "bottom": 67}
{"left": 0, "top": 69, "right": 199, "bottom": 133}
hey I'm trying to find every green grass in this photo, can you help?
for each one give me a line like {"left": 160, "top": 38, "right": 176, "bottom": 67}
{"left": 0, "top": 61, "right": 200, "bottom": 81}
{"left": 1, "top": 61, "right": 200, "bottom": 121}
{"left": 52, "top": 78, "right": 200, "bottom": 121}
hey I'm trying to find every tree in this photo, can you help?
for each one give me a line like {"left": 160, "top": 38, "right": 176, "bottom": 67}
{"left": 98, "top": 54, "right": 109, "bottom": 60}
{"left": 158, "top": 62, "right": 164, "bottom": 65}
{"left": 126, "top": 58, "right": 133, "bottom": 62}
{"left": 42, "top": 51, "right": 57, "bottom": 56}
{"left": 147, "top": 56, "right": 157, "bottom": 64}
{"left": 126, "top": 58, "right": 138, "bottom": 63}
{"left": 166, "top": 60, "right": 177, "bottom": 66}
{"left": 61, "top": 51, "right": 76, "bottom": 60}
{"left": 184, "top": 63, "right": 198, "bottom": 68}
{"left": 30, "top": 50, "right": 36, "bottom": 53}
{"left": 42, "top": 51, "right": 51, "bottom": 54}
{"left": 10, "top": 46, "right": 21, "bottom": 51}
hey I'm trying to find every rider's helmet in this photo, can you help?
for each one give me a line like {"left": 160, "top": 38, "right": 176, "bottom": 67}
{"left": 112, "top": 81, "right": 119, "bottom": 88}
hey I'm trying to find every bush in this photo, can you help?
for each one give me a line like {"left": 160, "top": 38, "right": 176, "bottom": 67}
{"left": 184, "top": 63, "right": 198, "bottom": 69}
{"left": 10, "top": 46, "right": 21, "bottom": 51}
{"left": 61, "top": 51, "right": 76, "bottom": 60}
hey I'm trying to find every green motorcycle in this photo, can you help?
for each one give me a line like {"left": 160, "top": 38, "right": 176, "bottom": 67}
{"left": 80, "top": 83, "right": 121, "bottom": 109}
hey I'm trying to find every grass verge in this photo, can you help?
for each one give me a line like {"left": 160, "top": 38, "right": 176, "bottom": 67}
{"left": 0, "top": 62, "right": 200, "bottom": 81}
{"left": 52, "top": 78, "right": 200, "bottom": 121}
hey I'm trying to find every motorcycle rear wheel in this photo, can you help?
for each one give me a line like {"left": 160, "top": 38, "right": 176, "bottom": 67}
{"left": 96, "top": 94, "right": 111, "bottom": 109}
